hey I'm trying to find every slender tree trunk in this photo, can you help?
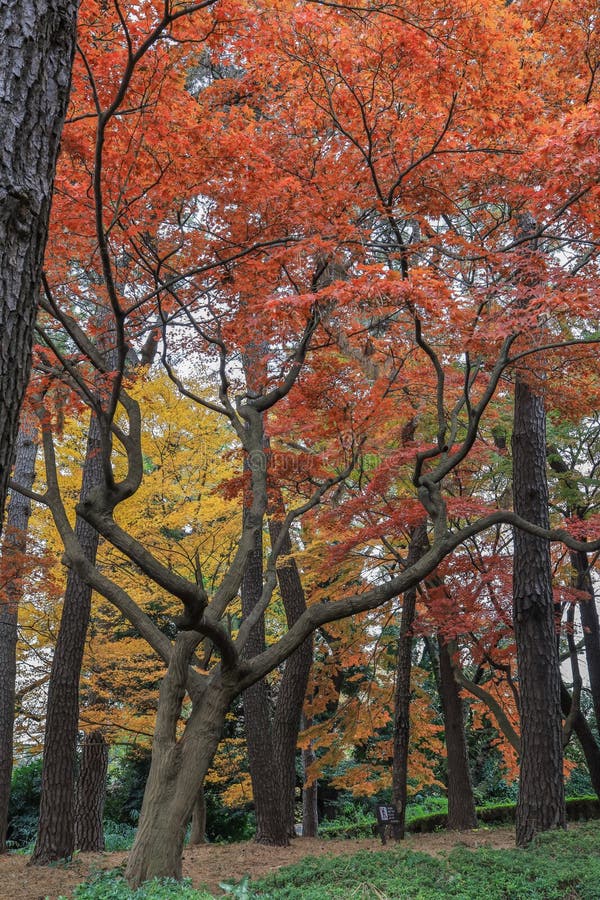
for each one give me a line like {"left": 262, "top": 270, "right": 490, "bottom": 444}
{"left": 0, "top": 0, "right": 78, "bottom": 535}
{"left": 241, "top": 485, "right": 312, "bottom": 845}
{"left": 547, "top": 447, "right": 600, "bottom": 731}
{"left": 438, "top": 638, "right": 477, "bottom": 830}
{"left": 512, "top": 376, "right": 565, "bottom": 846}
{"left": 571, "top": 551, "right": 600, "bottom": 731}
{"left": 560, "top": 681, "right": 600, "bottom": 798}
{"left": 189, "top": 786, "right": 206, "bottom": 845}
{"left": 301, "top": 714, "right": 318, "bottom": 837}
{"left": 31, "top": 417, "right": 103, "bottom": 864}
{"left": 392, "top": 523, "right": 427, "bottom": 839}
{"left": 0, "top": 422, "right": 38, "bottom": 851}
{"left": 125, "top": 638, "right": 233, "bottom": 887}
{"left": 241, "top": 502, "right": 288, "bottom": 845}
{"left": 74, "top": 729, "right": 108, "bottom": 852}
{"left": 269, "top": 515, "right": 312, "bottom": 837}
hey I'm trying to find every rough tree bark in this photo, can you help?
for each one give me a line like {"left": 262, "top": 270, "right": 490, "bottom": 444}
{"left": 269, "top": 513, "right": 313, "bottom": 837}
{"left": 392, "top": 523, "right": 427, "bottom": 839}
{"left": 31, "top": 417, "right": 103, "bottom": 864}
{"left": 241, "top": 470, "right": 312, "bottom": 845}
{"left": 74, "top": 729, "right": 108, "bottom": 852}
{"left": 0, "top": 422, "right": 38, "bottom": 851}
{"left": 512, "top": 376, "right": 565, "bottom": 845}
{"left": 241, "top": 506, "right": 289, "bottom": 845}
{"left": 0, "top": 0, "right": 78, "bottom": 535}
{"left": 438, "top": 638, "right": 477, "bottom": 830}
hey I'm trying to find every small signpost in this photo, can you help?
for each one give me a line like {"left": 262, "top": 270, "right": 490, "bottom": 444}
{"left": 375, "top": 804, "right": 401, "bottom": 845}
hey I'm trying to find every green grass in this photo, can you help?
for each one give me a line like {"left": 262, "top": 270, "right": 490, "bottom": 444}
{"left": 63, "top": 823, "right": 600, "bottom": 899}
{"left": 244, "top": 823, "right": 600, "bottom": 899}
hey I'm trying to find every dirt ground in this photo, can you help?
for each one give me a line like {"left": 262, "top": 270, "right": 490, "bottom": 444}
{"left": 0, "top": 827, "right": 517, "bottom": 899}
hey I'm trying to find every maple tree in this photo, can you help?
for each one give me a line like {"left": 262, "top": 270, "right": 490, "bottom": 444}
{"left": 7, "top": 0, "right": 600, "bottom": 884}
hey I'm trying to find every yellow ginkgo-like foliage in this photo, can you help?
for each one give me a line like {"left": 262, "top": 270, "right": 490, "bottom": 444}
{"left": 19, "top": 371, "right": 242, "bottom": 748}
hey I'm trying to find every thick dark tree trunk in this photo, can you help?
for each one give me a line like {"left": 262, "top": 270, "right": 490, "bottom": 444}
{"left": 0, "top": 423, "right": 38, "bottom": 851}
{"left": 241, "top": 484, "right": 312, "bottom": 845}
{"left": 74, "top": 730, "right": 108, "bottom": 852}
{"left": 392, "top": 523, "right": 427, "bottom": 839}
{"left": 0, "top": 0, "right": 77, "bottom": 535}
{"left": 31, "top": 417, "right": 103, "bottom": 864}
{"left": 241, "top": 508, "right": 288, "bottom": 845}
{"left": 301, "top": 714, "right": 318, "bottom": 837}
{"left": 269, "top": 516, "right": 312, "bottom": 837}
{"left": 438, "top": 638, "right": 477, "bottom": 830}
{"left": 189, "top": 786, "right": 206, "bottom": 845}
{"left": 512, "top": 376, "right": 565, "bottom": 846}
{"left": 560, "top": 681, "right": 600, "bottom": 798}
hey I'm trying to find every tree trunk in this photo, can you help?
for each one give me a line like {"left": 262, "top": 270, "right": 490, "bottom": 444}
{"left": 512, "top": 376, "right": 565, "bottom": 846}
{"left": 560, "top": 681, "right": 600, "bottom": 798}
{"left": 189, "top": 785, "right": 206, "bottom": 845}
{"left": 438, "top": 637, "right": 477, "bottom": 830}
{"left": 0, "top": 0, "right": 78, "bottom": 536}
{"left": 0, "top": 422, "right": 38, "bottom": 852}
{"left": 269, "top": 515, "right": 312, "bottom": 838}
{"left": 74, "top": 730, "right": 108, "bottom": 852}
{"left": 241, "top": 490, "right": 312, "bottom": 845}
{"left": 31, "top": 417, "right": 103, "bottom": 864}
{"left": 392, "top": 523, "right": 427, "bottom": 840}
{"left": 301, "top": 714, "right": 318, "bottom": 837}
{"left": 125, "top": 638, "right": 232, "bottom": 887}
{"left": 571, "top": 550, "right": 600, "bottom": 732}
{"left": 241, "top": 503, "right": 289, "bottom": 845}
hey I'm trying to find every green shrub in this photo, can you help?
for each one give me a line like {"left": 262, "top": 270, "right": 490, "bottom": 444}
{"left": 250, "top": 823, "right": 600, "bottom": 899}
{"left": 59, "top": 869, "right": 214, "bottom": 899}
{"left": 318, "top": 795, "right": 600, "bottom": 839}
{"left": 7, "top": 757, "right": 43, "bottom": 848}
{"left": 103, "top": 821, "right": 137, "bottom": 852}
{"left": 104, "top": 747, "right": 152, "bottom": 827}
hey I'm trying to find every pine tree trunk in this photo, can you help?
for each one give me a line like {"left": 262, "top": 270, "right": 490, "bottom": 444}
{"left": 0, "top": 423, "right": 38, "bottom": 852}
{"left": 241, "top": 508, "right": 288, "bottom": 845}
{"left": 512, "top": 376, "right": 565, "bottom": 846}
{"left": 392, "top": 523, "right": 427, "bottom": 839}
{"left": 74, "top": 730, "right": 108, "bottom": 852}
{"left": 0, "top": 0, "right": 77, "bottom": 535}
{"left": 31, "top": 417, "right": 102, "bottom": 864}
{"left": 241, "top": 491, "right": 312, "bottom": 846}
{"left": 240, "top": 542, "right": 286, "bottom": 846}
{"left": 438, "top": 638, "right": 477, "bottom": 830}
{"left": 269, "top": 516, "right": 312, "bottom": 838}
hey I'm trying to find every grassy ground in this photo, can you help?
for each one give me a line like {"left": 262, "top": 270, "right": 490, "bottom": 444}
{"left": 60, "top": 823, "right": 600, "bottom": 899}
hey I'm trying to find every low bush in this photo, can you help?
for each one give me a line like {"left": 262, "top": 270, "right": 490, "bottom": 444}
{"left": 249, "top": 823, "right": 600, "bottom": 899}
{"left": 7, "top": 757, "right": 43, "bottom": 848}
{"left": 59, "top": 870, "right": 214, "bottom": 899}
{"left": 103, "top": 821, "right": 138, "bottom": 852}
{"left": 318, "top": 795, "right": 600, "bottom": 839}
